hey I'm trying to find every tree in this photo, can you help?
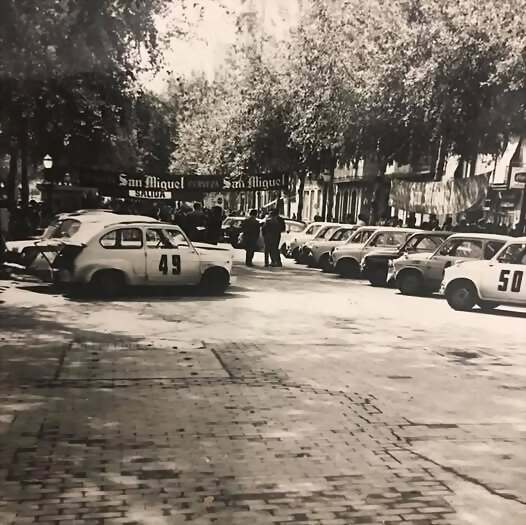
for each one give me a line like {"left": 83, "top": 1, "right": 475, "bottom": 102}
{"left": 0, "top": 0, "right": 173, "bottom": 209}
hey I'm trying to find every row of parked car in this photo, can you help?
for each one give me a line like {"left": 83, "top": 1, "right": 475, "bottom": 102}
{"left": 281, "top": 221, "right": 526, "bottom": 312}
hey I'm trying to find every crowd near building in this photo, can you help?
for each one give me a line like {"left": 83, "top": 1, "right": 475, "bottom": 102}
{"left": 0, "top": 136, "right": 525, "bottom": 241}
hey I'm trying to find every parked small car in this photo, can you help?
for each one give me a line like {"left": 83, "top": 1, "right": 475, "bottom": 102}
{"left": 298, "top": 223, "right": 347, "bottom": 264}
{"left": 288, "top": 222, "right": 334, "bottom": 260}
{"left": 303, "top": 225, "right": 358, "bottom": 270}
{"left": 331, "top": 227, "right": 418, "bottom": 278}
{"left": 391, "top": 233, "right": 509, "bottom": 296}
{"left": 53, "top": 222, "right": 234, "bottom": 296}
{"left": 442, "top": 237, "right": 526, "bottom": 311}
{"left": 6, "top": 210, "right": 155, "bottom": 280}
{"left": 362, "top": 230, "right": 452, "bottom": 286}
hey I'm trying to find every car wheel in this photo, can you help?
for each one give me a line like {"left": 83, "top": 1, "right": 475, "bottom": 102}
{"left": 478, "top": 300, "right": 499, "bottom": 311}
{"left": 90, "top": 270, "right": 126, "bottom": 298}
{"left": 398, "top": 271, "right": 423, "bottom": 296}
{"left": 445, "top": 280, "right": 478, "bottom": 311}
{"left": 336, "top": 259, "right": 360, "bottom": 278}
{"left": 200, "top": 268, "right": 230, "bottom": 295}
{"left": 280, "top": 244, "right": 288, "bottom": 256}
{"left": 368, "top": 268, "right": 387, "bottom": 287}
{"left": 319, "top": 253, "right": 331, "bottom": 272}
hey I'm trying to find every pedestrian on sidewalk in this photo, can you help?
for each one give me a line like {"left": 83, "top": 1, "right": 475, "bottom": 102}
{"left": 262, "top": 214, "right": 272, "bottom": 267}
{"left": 241, "top": 209, "right": 261, "bottom": 267}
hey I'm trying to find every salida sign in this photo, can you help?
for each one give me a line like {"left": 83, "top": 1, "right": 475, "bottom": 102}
{"left": 83, "top": 171, "right": 289, "bottom": 199}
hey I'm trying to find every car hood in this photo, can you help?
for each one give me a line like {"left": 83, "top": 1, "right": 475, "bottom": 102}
{"left": 396, "top": 251, "right": 433, "bottom": 262}
{"left": 193, "top": 242, "right": 232, "bottom": 253}
{"left": 364, "top": 247, "right": 401, "bottom": 258}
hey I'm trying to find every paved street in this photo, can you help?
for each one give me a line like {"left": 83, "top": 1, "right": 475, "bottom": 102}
{"left": 1, "top": 249, "right": 525, "bottom": 525}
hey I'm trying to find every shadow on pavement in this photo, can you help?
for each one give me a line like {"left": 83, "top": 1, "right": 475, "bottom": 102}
{"left": 16, "top": 283, "right": 250, "bottom": 303}
{"left": 470, "top": 308, "right": 526, "bottom": 319}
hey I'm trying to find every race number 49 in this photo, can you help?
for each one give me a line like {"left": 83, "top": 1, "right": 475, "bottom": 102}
{"left": 498, "top": 269, "right": 523, "bottom": 292}
{"left": 159, "top": 254, "right": 181, "bottom": 275}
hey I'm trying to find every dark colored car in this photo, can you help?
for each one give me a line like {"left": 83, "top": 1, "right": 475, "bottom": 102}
{"left": 361, "top": 231, "right": 453, "bottom": 287}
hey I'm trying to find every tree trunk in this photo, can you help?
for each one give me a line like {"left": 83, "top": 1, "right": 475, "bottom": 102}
{"left": 20, "top": 121, "right": 29, "bottom": 209}
{"left": 371, "top": 159, "right": 388, "bottom": 224}
{"left": 296, "top": 171, "right": 306, "bottom": 221}
{"left": 7, "top": 142, "right": 18, "bottom": 212}
{"left": 326, "top": 158, "right": 336, "bottom": 221}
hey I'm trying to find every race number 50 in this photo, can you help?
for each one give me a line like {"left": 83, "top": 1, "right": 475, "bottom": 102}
{"left": 159, "top": 254, "right": 181, "bottom": 275}
{"left": 498, "top": 269, "right": 523, "bottom": 292}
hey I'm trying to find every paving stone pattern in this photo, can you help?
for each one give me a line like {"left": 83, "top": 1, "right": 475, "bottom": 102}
{"left": 0, "top": 339, "right": 466, "bottom": 525}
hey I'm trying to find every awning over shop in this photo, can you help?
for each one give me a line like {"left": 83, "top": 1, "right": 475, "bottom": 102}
{"left": 389, "top": 173, "right": 490, "bottom": 216}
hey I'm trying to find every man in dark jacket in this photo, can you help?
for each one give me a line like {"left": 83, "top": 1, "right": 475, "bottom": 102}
{"left": 264, "top": 208, "right": 285, "bottom": 267}
{"left": 241, "top": 209, "right": 261, "bottom": 267}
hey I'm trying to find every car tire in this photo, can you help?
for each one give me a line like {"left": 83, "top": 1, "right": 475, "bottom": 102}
{"left": 200, "top": 268, "right": 230, "bottom": 295}
{"left": 368, "top": 268, "right": 387, "bottom": 287}
{"left": 398, "top": 271, "right": 423, "bottom": 296}
{"left": 478, "top": 300, "right": 499, "bottom": 311}
{"left": 319, "top": 253, "right": 331, "bottom": 273}
{"left": 90, "top": 270, "right": 126, "bottom": 299}
{"left": 445, "top": 280, "right": 478, "bottom": 311}
{"left": 335, "top": 259, "right": 360, "bottom": 278}
{"left": 280, "top": 244, "right": 288, "bottom": 256}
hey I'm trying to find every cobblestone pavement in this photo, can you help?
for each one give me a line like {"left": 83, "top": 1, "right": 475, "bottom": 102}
{"left": 0, "top": 250, "right": 525, "bottom": 524}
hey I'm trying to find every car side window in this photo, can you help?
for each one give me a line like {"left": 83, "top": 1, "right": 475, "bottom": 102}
{"left": 146, "top": 229, "right": 175, "bottom": 249}
{"left": 164, "top": 229, "right": 190, "bottom": 248}
{"left": 100, "top": 228, "right": 143, "bottom": 249}
{"left": 484, "top": 241, "right": 505, "bottom": 260}
{"left": 497, "top": 243, "right": 526, "bottom": 264}
{"left": 305, "top": 225, "right": 315, "bottom": 235}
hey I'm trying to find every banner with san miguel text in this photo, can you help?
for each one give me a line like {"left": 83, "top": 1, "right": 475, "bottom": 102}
{"left": 389, "top": 173, "right": 490, "bottom": 216}
{"left": 76, "top": 170, "right": 289, "bottom": 199}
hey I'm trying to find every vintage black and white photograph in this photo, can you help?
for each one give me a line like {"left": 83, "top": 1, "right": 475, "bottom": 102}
{"left": 0, "top": 0, "right": 525, "bottom": 524}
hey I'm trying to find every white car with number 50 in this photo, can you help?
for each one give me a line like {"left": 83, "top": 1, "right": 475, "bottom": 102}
{"left": 52, "top": 221, "right": 234, "bottom": 297}
{"left": 442, "top": 237, "right": 526, "bottom": 311}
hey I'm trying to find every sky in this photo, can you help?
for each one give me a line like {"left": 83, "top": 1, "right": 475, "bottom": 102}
{"left": 144, "top": 0, "right": 303, "bottom": 93}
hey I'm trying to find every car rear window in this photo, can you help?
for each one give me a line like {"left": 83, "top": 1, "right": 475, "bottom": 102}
{"left": 287, "top": 222, "right": 305, "bottom": 233}
{"left": 100, "top": 228, "right": 143, "bottom": 249}
{"left": 54, "top": 219, "right": 81, "bottom": 238}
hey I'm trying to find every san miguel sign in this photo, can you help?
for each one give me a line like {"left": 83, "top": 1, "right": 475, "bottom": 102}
{"left": 78, "top": 170, "right": 289, "bottom": 199}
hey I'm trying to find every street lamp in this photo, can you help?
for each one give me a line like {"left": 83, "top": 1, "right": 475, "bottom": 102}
{"left": 43, "top": 154, "right": 53, "bottom": 170}
{"left": 43, "top": 155, "right": 54, "bottom": 212}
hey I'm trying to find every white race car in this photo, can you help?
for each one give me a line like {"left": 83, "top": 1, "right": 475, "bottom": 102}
{"left": 53, "top": 221, "right": 234, "bottom": 296}
{"left": 442, "top": 237, "right": 526, "bottom": 311}
{"left": 6, "top": 210, "right": 156, "bottom": 279}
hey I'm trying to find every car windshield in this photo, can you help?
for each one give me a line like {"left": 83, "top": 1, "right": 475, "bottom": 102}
{"left": 436, "top": 238, "right": 484, "bottom": 258}
{"left": 497, "top": 243, "right": 526, "bottom": 264}
{"left": 313, "top": 226, "right": 331, "bottom": 239}
{"left": 320, "top": 226, "right": 340, "bottom": 239}
{"left": 330, "top": 228, "right": 352, "bottom": 241}
{"left": 369, "top": 231, "right": 408, "bottom": 247}
{"left": 403, "top": 235, "right": 442, "bottom": 252}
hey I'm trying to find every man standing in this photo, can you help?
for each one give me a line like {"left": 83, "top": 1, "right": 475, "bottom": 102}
{"left": 266, "top": 208, "right": 285, "bottom": 267}
{"left": 241, "top": 209, "right": 261, "bottom": 267}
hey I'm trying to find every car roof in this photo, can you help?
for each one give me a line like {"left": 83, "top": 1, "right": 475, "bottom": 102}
{"left": 66, "top": 216, "right": 161, "bottom": 244}
{"left": 505, "top": 236, "right": 526, "bottom": 243}
{"left": 372, "top": 227, "right": 422, "bottom": 232}
{"left": 448, "top": 232, "right": 510, "bottom": 241}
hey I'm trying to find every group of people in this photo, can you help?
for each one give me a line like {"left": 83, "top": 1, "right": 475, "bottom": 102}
{"left": 241, "top": 208, "right": 286, "bottom": 268}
